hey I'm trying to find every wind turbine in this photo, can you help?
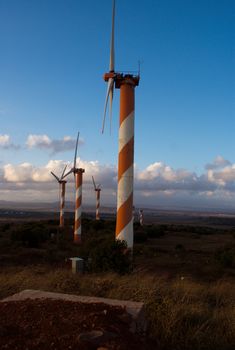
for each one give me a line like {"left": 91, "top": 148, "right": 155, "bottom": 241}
{"left": 102, "top": 0, "right": 140, "bottom": 249}
{"left": 51, "top": 165, "right": 67, "bottom": 228}
{"left": 92, "top": 176, "right": 101, "bottom": 220}
{"left": 63, "top": 132, "right": 85, "bottom": 244}
{"left": 139, "top": 209, "right": 144, "bottom": 226}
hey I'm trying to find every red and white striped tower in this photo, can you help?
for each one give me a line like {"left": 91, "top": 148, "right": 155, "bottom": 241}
{"left": 103, "top": 0, "right": 140, "bottom": 249}
{"left": 103, "top": 74, "right": 139, "bottom": 249}
{"left": 95, "top": 189, "right": 101, "bottom": 220}
{"left": 114, "top": 75, "right": 139, "bottom": 248}
{"left": 59, "top": 180, "right": 66, "bottom": 227}
{"left": 74, "top": 168, "right": 85, "bottom": 244}
{"left": 104, "top": 74, "right": 139, "bottom": 248}
{"left": 62, "top": 132, "right": 85, "bottom": 244}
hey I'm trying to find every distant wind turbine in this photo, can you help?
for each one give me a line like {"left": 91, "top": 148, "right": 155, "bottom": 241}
{"left": 51, "top": 165, "right": 67, "bottom": 228}
{"left": 139, "top": 209, "right": 144, "bottom": 226}
{"left": 63, "top": 132, "right": 85, "bottom": 244}
{"left": 92, "top": 176, "right": 101, "bottom": 220}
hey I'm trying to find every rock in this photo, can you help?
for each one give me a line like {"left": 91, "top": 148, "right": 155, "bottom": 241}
{"left": 77, "top": 329, "right": 118, "bottom": 347}
{"left": 117, "top": 312, "right": 132, "bottom": 324}
{"left": 77, "top": 330, "right": 104, "bottom": 345}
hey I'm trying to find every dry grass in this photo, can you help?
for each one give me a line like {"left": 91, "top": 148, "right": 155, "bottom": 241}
{"left": 1, "top": 266, "right": 234, "bottom": 350}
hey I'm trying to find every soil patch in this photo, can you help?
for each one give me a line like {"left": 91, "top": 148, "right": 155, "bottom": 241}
{"left": 0, "top": 298, "right": 153, "bottom": 350}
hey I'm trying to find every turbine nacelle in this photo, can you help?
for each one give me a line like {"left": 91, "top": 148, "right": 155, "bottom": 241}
{"left": 103, "top": 72, "right": 116, "bottom": 81}
{"left": 51, "top": 165, "right": 67, "bottom": 184}
{"left": 74, "top": 168, "right": 85, "bottom": 174}
{"left": 92, "top": 175, "right": 101, "bottom": 191}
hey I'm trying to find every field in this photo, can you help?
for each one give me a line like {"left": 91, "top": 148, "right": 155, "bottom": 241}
{"left": 0, "top": 210, "right": 235, "bottom": 349}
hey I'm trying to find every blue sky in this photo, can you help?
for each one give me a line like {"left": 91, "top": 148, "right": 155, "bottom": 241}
{"left": 0, "top": 0, "right": 234, "bottom": 209}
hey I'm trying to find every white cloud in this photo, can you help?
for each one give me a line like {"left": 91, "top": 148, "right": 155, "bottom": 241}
{"left": 26, "top": 134, "right": 84, "bottom": 154}
{"left": 3, "top": 160, "right": 68, "bottom": 183}
{"left": 205, "top": 155, "right": 231, "bottom": 170}
{"left": 138, "top": 162, "right": 193, "bottom": 183}
{"left": 0, "top": 134, "right": 19, "bottom": 150}
{"left": 135, "top": 161, "right": 207, "bottom": 192}
{"left": 26, "top": 134, "right": 51, "bottom": 148}
{"left": 0, "top": 135, "right": 10, "bottom": 146}
{"left": 4, "top": 163, "right": 33, "bottom": 182}
{"left": 207, "top": 164, "right": 235, "bottom": 189}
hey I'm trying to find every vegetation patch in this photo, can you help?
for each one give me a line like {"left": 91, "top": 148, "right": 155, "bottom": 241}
{"left": 215, "top": 244, "right": 235, "bottom": 268}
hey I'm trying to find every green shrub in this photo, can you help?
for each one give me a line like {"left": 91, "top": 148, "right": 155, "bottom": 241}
{"left": 214, "top": 245, "right": 235, "bottom": 268}
{"left": 175, "top": 244, "right": 185, "bottom": 252}
{"left": 88, "top": 239, "right": 131, "bottom": 274}
{"left": 193, "top": 226, "right": 215, "bottom": 235}
{"left": 134, "top": 230, "right": 148, "bottom": 243}
{"left": 145, "top": 224, "right": 166, "bottom": 238}
{"left": 89, "top": 220, "right": 106, "bottom": 231}
{"left": 11, "top": 223, "right": 50, "bottom": 248}
{"left": 134, "top": 245, "right": 158, "bottom": 258}
{"left": 0, "top": 223, "right": 11, "bottom": 232}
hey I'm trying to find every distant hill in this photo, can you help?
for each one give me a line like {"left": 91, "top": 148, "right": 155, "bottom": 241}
{"left": 0, "top": 200, "right": 234, "bottom": 216}
{"left": 0, "top": 200, "right": 116, "bottom": 214}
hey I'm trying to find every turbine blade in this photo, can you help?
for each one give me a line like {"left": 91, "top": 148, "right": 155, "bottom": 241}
{"left": 61, "top": 165, "right": 67, "bottom": 179}
{"left": 92, "top": 176, "right": 96, "bottom": 190}
{"left": 110, "top": 0, "right": 115, "bottom": 71}
{"left": 62, "top": 169, "right": 74, "bottom": 179}
{"left": 109, "top": 81, "right": 114, "bottom": 134}
{"left": 102, "top": 78, "right": 114, "bottom": 134}
{"left": 51, "top": 171, "right": 60, "bottom": 182}
{"left": 74, "top": 131, "right": 80, "bottom": 169}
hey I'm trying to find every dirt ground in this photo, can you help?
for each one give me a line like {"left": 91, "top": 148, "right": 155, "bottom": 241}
{"left": 0, "top": 298, "right": 153, "bottom": 350}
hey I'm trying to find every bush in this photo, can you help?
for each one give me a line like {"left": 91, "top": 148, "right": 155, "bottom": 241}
{"left": 11, "top": 223, "right": 50, "bottom": 248}
{"left": 134, "top": 230, "right": 148, "bottom": 243}
{"left": 145, "top": 225, "right": 166, "bottom": 238}
{"left": 134, "top": 245, "right": 158, "bottom": 258}
{"left": 214, "top": 245, "right": 235, "bottom": 268}
{"left": 175, "top": 244, "right": 185, "bottom": 252}
{"left": 89, "top": 220, "right": 106, "bottom": 231}
{"left": 88, "top": 239, "right": 131, "bottom": 274}
{"left": 0, "top": 223, "right": 11, "bottom": 232}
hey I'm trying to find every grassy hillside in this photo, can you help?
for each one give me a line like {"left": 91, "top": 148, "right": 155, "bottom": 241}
{"left": 0, "top": 218, "right": 235, "bottom": 349}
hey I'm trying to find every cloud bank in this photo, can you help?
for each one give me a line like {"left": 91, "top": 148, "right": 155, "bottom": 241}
{"left": 0, "top": 156, "right": 235, "bottom": 210}
{"left": 0, "top": 134, "right": 84, "bottom": 154}
{"left": 26, "top": 134, "right": 84, "bottom": 154}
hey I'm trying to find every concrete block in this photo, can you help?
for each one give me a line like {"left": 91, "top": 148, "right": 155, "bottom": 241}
{"left": 69, "top": 257, "right": 84, "bottom": 274}
{"left": 1, "top": 289, "right": 147, "bottom": 333}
